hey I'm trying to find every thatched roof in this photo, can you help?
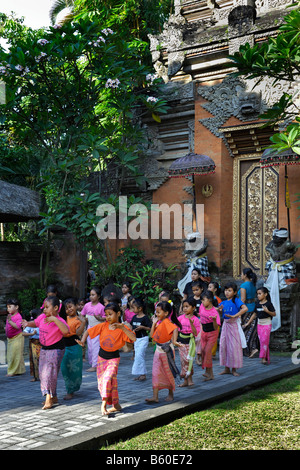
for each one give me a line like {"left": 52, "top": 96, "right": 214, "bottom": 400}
{"left": 0, "top": 180, "right": 40, "bottom": 222}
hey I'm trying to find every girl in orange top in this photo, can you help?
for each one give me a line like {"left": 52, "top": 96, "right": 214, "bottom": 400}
{"left": 77, "top": 302, "right": 136, "bottom": 415}
{"left": 61, "top": 298, "right": 86, "bottom": 400}
{"left": 146, "top": 301, "right": 182, "bottom": 404}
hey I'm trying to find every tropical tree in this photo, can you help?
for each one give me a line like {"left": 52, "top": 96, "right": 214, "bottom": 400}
{"left": 0, "top": 11, "right": 168, "bottom": 259}
{"left": 229, "top": 2, "right": 300, "bottom": 156}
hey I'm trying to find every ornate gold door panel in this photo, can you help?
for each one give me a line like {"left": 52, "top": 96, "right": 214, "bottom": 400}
{"left": 233, "top": 157, "right": 279, "bottom": 277}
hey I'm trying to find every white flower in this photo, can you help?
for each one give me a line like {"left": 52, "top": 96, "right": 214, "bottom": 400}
{"left": 15, "top": 64, "right": 24, "bottom": 71}
{"left": 35, "top": 52, "right": 47, "bottom": 62}
{"left": 105, "top": 78, "right": 120, "bottom": 88}
{"left": 37, "top": 39, "right": 49, "bottom": 46}
{"left": 146, "top": 73, "right": 159, "bottom": 86}
{"left": 53, "top": 24, "right": 62, "bottom": 29}
{"left": 147, "top": 96, "right": 158, "bottom": 103}
{"left": 107, "top": 28, "right": 114, "bottom": 34}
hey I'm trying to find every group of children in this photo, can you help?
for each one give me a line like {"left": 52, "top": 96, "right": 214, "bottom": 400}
{"left": 4, "top": 274, "right": 276, "bottom": 415}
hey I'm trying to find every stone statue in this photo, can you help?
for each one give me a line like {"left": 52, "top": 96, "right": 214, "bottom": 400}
{"left": 178, "top": 234, "right": 211, "bottom": 296}
{"left": 264, "top": 228, "right": 298, "bottom": 332}
{"left": 265, "top": 228, "right": 298, "bottom": 286}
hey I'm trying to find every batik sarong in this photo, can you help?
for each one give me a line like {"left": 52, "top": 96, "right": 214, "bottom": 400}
{"left": 30, "top": 339, "right": 41, "bottom": 380}
{"left": 257, "top": 323, "right": 272, "bottom": 363}
{"left": 61, "top": 343, "right": 83, "bottom": 394}
{"left": 7, "top": 333, "right": 26, "bottom": 376}
{"left": 39, "top": 348, "right": 65, "bottom": 397}
{"left": 132, "top": 335, "right": 149, "bottom": 376}
{"left": 97, "top": 356, "right": 120, "bottom": 405}
{"left": 87, "top": 328, "right": 100, "bottom": 368}
{"left": 219, "top": 319, "right": 243, "bottom": 369}
{"left": 152, "top": 343, "right": 176, "bottom": 391}
{"left": 201, "top": 329, "right": 219, "bottom": 368}
{"left": 178, "top": 333, "right": 195, "bottom": 378}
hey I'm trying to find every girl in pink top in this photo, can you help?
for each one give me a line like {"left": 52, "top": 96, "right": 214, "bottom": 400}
{"left": 80, "top": 287, "right": 105, "bottom": 371}
{"left": 199, "top": 291, "right": 220, "bottom": 381}
{"left": 22, "top": 296, "right": 69, "bottom": 410}
{"left": 5, "top": 298, "right": 26, "bottom": 377}
{"left": 177, "top": 297, "right": 201, "bottom": 387}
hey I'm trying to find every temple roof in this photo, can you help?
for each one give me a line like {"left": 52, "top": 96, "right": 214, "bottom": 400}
{"left": 0, "top": 180, "right": 40, "bottom": 222}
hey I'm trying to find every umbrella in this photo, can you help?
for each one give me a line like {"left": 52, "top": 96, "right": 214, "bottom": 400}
{"left": 260, "top": 148, "right": 300, "bottom": 239}
{"left": 168, "top": 152, "right": 216, "bottom": 230}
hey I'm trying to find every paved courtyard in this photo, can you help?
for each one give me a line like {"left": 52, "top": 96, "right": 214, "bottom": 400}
{"left": 0, "top": 341, "right": 299, "bottom": 450}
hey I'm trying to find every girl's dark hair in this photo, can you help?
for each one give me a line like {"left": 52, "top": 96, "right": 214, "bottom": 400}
{"left": 105, "top": 292, "right": 121, "bottom": 304}
{"left": 78, "top": 298, "right": 86, "bottom": 303}
{"left": 64, "top": 297, "right": 78, "bottom": 306}
{"left": 191, "top": 280, "right": 204, "bottom": 289}
{"left": 104, "top": 302, "right": 121, "bottom": 322}
{"left": 224, "top": 282, "right": 238, "bottom": 305}
{"left": 122, "top": 281, "right": 131, "bottom": 289}
{"left": 45, "top": 296, "right": 61, "bottom": 309}
{"left": 257, "top": 286, "right": 271, "bottom": 302}
{"left": 30, "top": 308, "right": 41, "bottom": 319}
{"left": 191, "top": 267, "right": 201, "bottom": 276}
{"left": 90, "top": 285, "right": 101, "bottom": 297}
{"left": 6, "top": 298, "right": 20, "bottom": 307}
{"left": 243, "top": 268, "right": 257, "bottom": 285}
{"left": 127, "top": 295, "right": 135, "bottom": 309}
{"left": 156, "top": 300, "right": 181, "bottom": 329}
{"left": 209, "top": 281, "right": 221, "bottom": 296}
{"left": 183, "top": 296, "right": 197, "bottom": 307}
{"left": 133, "top": 298, "right": 145, "bottom": 311}
{"left": 46, "top": 284, "right": 58, "bottom": 295}
{"left": 200, "top": 290, "right": 214, "bottom": 303}
{"left": 160, "top": 290, "right": 170, "bottom": 299}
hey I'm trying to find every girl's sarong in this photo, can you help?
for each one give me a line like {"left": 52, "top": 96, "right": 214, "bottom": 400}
{"left": 97, "top": 356, "right": 120, "bottom": 405}
{"left": 241, "top": 312, "right": 259, "bottom": 356}
{"left": 211, "top": 326, "right": 220, "bottom": 357}
{"left": 178, "top": 333, "right": 195, "bottom": 378}
{"left": 195, "top": 328, "right": 202, "bottom": 354}
{"left": 7, "top": 333, "right": 26, "bottom": 376}
{"left": 30, "top": 339, "right": 41, "bottom": 380}
{"left": 201, "top": 329, "right": 219, "bottom": 368}
{"left": 61, "top": 343, "right": 83, "bottom": 394}
{"left": 132, "top": 335, "right": 149, "bottom": 376}
{"left": 39, "top": 348, "right": 65, "bottom": 397}
{"left": 219, "top": 319, "right": 243, "bottom": 369}
{"left": 257, "top": 323, "right": 272, "bottom": 363}
{"left": 87, "top": 328, "right": 100, "bottom": 367}
{"left": 152, "top": 344, "right": 176, "bottom": 391}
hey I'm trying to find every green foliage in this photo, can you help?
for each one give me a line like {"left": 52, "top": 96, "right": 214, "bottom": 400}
{"left": 17, "top": 280, "right": 45, "bottom": 319}
{"left": 0, "top": 11, "right": 168, "bottom": 254}
{"left": 129, "top": 263, "right": 178, "bottom": 314}
{"left": 229, "top": 4, "right": 300, "bottom": 154}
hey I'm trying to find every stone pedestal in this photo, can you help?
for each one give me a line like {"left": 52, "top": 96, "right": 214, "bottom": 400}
{"left": 270, "top": 283, "right": 300, "bottom": 351}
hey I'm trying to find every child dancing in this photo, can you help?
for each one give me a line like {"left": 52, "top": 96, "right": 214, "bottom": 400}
{"left": 243, "top": 287, "right": 276, "bottom": 364}
{"left": 77, "top": 302, "right": 136, "bottom": 415}
{"left": 199, "top": 291, "right": 220, "bottom": 381}
{"left": 218, "top": 282, "right": 248, "bottom": 377}
{"left": 146, "top": 301, "right": 182, "bottom": 404}
{"left": 177, "top": 297, "right": 201, "bottom": 387}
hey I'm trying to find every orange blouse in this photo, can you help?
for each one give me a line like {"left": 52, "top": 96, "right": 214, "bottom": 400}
{"left": 88, "top": 321, "right": 134, "bottom": 352}
{"left": 65, "top": 316, "right": 82, "bottom": 337}
{"left": 152, "top": 318, "right": 177, "bottom": 344}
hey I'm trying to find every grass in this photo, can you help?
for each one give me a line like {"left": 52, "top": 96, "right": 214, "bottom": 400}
{"left": 101, "top": 374, "right": 300, "bottom": 451}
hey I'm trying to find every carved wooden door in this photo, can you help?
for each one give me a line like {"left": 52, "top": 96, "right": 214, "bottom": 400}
{"left": 234, "top": 158, "right": 279, "bottom": 277}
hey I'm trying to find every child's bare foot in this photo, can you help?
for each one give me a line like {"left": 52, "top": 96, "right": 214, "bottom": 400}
{"left": 232, "top": 369, "right": 240, "bottom": 376}
{"left": 204, "top": 375, "right": 214, "bottom": 381}
{"left": 219, "top": 368, "right": 231, "bottom": 375}
{"left": 63, "top": 393, "right": 74, "bottom": 400}
{"left": 101, "top": 403, "right": 109, "bottom": 415}
{"left": 145, "top": 397, "right": 159, "bottom": 403}
{"left": 165, "top": 394, "right": 174, "bottom": 402}
{"left": 179, "top": 380, "right": 188, "bottom": 387}
{"left": 107, "top": 403, "right": 122, "bottom": 414}
{"left": 87, "top": 367, "right": 97, "bottom": 372}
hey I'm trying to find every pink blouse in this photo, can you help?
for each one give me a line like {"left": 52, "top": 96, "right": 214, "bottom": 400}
{"left": 5, "top": 313, "right": 23, "bottom": 338}
{"left": 124, "top": 309, "right": 135, "bottom": 323}
{"left": 34, "top": 313, "right": 69, "bottom": 347}
{"left": 178, "top": 314, "right": 201, "bottom": 336}
{"left": 199, "top": 304, "right": 221, "bottom": 326}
